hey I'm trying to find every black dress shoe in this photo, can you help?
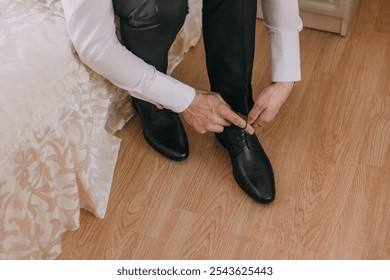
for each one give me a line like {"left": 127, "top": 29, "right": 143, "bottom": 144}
{"left": 132, "top": 98, "right": 189, "bottom": 161}
{"left": 216, "top": 125, "right": 275, "bottom": 203}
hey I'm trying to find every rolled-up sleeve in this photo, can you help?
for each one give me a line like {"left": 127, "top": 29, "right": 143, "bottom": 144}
{"left": 261, "top": 0, "right": 303, "bottom": 82}
{"left": 61, "top": 0, "right": 195, "bottom": 112}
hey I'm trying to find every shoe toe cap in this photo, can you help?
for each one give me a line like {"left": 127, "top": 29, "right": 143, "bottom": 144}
{"left": 236, "top": 171, "right": 275, "bottom": 204}
{"left": 152, "top": 133, "right": 189, "bottom": 161}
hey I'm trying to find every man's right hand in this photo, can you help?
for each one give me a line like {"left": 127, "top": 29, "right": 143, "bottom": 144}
{"left": 181, "top": 90, "right": 254, "bottom": 134}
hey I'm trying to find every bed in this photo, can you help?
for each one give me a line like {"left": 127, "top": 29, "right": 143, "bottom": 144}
{"left": 0, "top": 0, "right": 201, "bottom": 259}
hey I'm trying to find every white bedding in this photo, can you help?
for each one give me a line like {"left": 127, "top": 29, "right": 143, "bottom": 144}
{"left": 0, "top": 0, "right": 202, "bottom": 259}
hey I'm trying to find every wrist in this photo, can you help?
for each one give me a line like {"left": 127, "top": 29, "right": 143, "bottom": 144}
{"left": 271, "top": 81, "right": 294, "bottom": 90}
{"left": 271, "top": 82, "right": 295, "bottom": 91}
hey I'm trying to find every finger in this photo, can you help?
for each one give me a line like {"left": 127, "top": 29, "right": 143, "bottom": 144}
{"left": 243, "top": 123, "right": 255, "bottom": 135}
{"left": 253, "top": 118, "right": 265, "bottom": 126}
{"left": 214, "top": 116, "right": 231, "bottom": 127}
{"left": 221, "top": 107, "right": 247, "bottom": 129}
{"left": 254, "top": 108, "right": 276, "bottom": 124}
{"left": 220, "top": 107, "right": 255, "bottom": 135}
{"left": 252, "top": 112, "right": 267, "bottom": 126}
{"left": 207, "top": 124, "right": 225, "bottom": 133}
{"left": 195, "top": 125, "right": 207, "bottom": 134}
{"left": 248, "top": 103, "right": 266, "bottom": 124}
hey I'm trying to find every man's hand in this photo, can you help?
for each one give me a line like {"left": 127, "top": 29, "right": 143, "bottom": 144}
{"left": 248, "top": 82, "right": 294, "bottom": 125}
{"left": 181, "top": 90, "right": 254, "bottom": 134}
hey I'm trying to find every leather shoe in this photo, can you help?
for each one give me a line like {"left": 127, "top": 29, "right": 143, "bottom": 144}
{"left": 132, "top": 98, "right": 189, "bottom": 161}
{"left": 216, "top": 125, "right": 275, "bottom": 203}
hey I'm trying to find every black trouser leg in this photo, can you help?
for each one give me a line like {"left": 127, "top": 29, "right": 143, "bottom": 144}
{"left": 203, "top": 0, "right": 257, "bottom": 115}
{"left": 205, "top": 0, "right": 275, "bottom": 204}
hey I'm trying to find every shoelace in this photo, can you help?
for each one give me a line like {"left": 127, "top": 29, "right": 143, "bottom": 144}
{"left": 233, "top": 128, "right": 250, "bottom": 148}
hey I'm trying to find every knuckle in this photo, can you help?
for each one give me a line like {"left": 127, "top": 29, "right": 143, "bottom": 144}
{"left": 221, "top": 102, "right": 230, "bottom": 110}
{"left": 198, "top": 127, "right": 206, "bottom": 134}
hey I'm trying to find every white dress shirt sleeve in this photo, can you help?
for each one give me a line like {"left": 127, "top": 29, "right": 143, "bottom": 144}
{"left": 261, "top": 0, "right": 303, "bottom": 82}
{"left": 61, "top": 0, "right": 195, "bottom": 113}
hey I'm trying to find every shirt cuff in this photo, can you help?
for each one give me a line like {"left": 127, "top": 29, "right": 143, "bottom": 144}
{"left": 130, "top": 71, "right": 195, "bottom": 113}
{"left": 268, "top": 29, "right": 301, "bottom": 82}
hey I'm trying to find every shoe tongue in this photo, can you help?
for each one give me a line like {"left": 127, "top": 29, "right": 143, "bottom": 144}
{"left": 236, "top": 128, "right": 262, "bottom": 152}
{"left": 238, "top": 129, "right": 249, "bottom": 146}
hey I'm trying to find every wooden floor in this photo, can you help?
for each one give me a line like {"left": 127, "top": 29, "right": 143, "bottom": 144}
{"left": 59, "top": 0, "right": 389, "bottom": 260}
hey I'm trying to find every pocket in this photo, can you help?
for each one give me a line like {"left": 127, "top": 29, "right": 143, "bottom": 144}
{"left": 127, "top": 10, "right": 160, "bottom": 29}
{"left": 119, "top": 0, "right": 160, "bottom": 29}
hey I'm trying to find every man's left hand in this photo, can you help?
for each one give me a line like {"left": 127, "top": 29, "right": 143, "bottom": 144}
{"left": 248, "top": 82, "right": 294, "bottom": 125}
